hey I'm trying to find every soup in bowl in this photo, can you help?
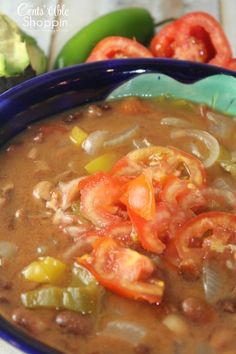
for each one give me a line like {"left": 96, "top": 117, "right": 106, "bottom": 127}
{"left": 0, "top": 59, "right": 236, "bottom": 354}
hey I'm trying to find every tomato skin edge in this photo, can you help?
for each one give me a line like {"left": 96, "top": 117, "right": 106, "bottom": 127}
{"left": 150, "top": 11, "right": 232, "bottom": 66}
{"left": 86, "top": 36, "right": 153, "bottom": 62}
{"left": 175, "top": 211, "right": 236, "bottom": 268}
{"left": 78, "top": 256, "right": 164, "bottom": 304}
{"left": 54, "top": 7, "right": 155, "bottom": 67}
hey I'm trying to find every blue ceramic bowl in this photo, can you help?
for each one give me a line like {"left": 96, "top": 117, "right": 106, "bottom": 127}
{"left": 1, "top": 58, "right": 236, "bottom": 354}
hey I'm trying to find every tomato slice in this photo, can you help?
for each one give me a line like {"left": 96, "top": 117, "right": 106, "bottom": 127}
{"left": 128, "top": 203, "right": 170, "bottom": 254}
{"left": 176, "top": 12, "right": 232, "bottom": 66}
{"left": 120, "top": 171, "right": 156, "bottom": 220}
{"left": 112, "top": 146, "right": 206, "bottom": 187}
{"left": 86, "top": 36, "right": 153, "bottom": 62}
{"left": 175, "top": 211, "right": 236, "bottom": 270}
{"left": 78, "top": 238, "right": 164, "bottom": 304}
{"left": 226, "top": 58, "right": 236, "bottom": 71}
{"left": 160, "top": 175, "right": 205, "bottom": 210}
{"left": 79, "top": 172, "right": 127, "bottom": 227}
{"left": 129, "top": 201, "right": 193, "bottom": 254}
{"left": 174, "top": 37, "right": 209, "bottom": 63}
{"left": 150, "top": 21, "right": 180, "bottom": 58}
{"left": 150, "top": 12, "right": 232, "bottom": 66}
{"left": 150, "top": 20, "right": 208, "bottom": 63}
{"left": 160, "top": 179, "right": 236, "bottom": 213}
{"left": 99, "top": 221, "right": 134, "bottom": 247}
{"left": 150, "top": 19, "right": 208, "bottom": 63}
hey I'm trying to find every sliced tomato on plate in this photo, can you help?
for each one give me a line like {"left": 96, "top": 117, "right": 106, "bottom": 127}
{"left": 86, "top": 36, "right": 153, "bottom": 62}
{"left": 79, "top": 172, "right": 128, "bottom": 227}
{"left": 175, "top": 211, "right": 236, "bottom": 271}
{"left": 78, "top": 237, "right": 164, "bottom": 304}
{"left": 112, "top": 146, "right": 206, "bottom": 187}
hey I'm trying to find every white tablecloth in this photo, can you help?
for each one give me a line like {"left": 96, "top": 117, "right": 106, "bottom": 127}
{"left": 0, "top": 341, "right": 22, "bottom": 354}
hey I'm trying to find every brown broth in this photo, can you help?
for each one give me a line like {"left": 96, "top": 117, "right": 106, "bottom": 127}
{"left": 0, "top": 97, "right": 236, "bottom": 354}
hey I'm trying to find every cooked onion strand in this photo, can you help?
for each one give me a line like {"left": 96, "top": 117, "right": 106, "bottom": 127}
{"left": 160, "top": 117, "right": 193, "bottom": 128}
{"left": 104, "top": 125, "right": 139, "bottom": 148}
{"left": 82, "top": 130, "right": 108, "bottom": 155}
{"left": 170, "top": 129, "right": 220, "bottom": 168}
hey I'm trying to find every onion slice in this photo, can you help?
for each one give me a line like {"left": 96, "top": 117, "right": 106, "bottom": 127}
{"left": 104, "top": 125, "right": 139, "bottom": 148}
{"left": 98, "top": 320, "right": 147, "bottom": 344}
{"left": 132, "top": 138, "right": 152, "bottom": 149}
{"left": 82, "top": 130, "right": 108, "bottom": 155}
{"left": 170, "top": 129, "right": 220, "bottom": 168}
{"left": 188, "top": 141, "right": 204, "bottom": 160}
{"left": 231, "top": 150, "right": 236, "bottom": 162}
{"left": 160, "top": 117, "right": 193, "bottom": 128}
{"left": 212, "top": 177, "right": 233, "bottom": 191}
{"left": 206, "top": 111, "right": 231, "bottom": 139}
{"left": 202, "top": 261, "right": 225, "bottom": 303}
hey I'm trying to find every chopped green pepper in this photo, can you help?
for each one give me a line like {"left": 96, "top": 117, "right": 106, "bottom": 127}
{"left": 69, "top": 126, "right": 88, "bottom": 146}
{"left": 21, "top": 264, "right": 104, "bottom": 314}
{"left": 22, "top": 257, "right": 66, "bottom": 284}
{"left": 85, "top": 152, "right": 117, "bottom": 174}
{"left": 71, "top": 264, "right": 97, "bottom": 287}
{"left": 21, "top": 285, "right": 103, "bottom": 314}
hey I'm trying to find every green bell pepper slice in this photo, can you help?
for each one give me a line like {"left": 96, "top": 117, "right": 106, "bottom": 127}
{"left": 21, "top": 284, "right": 104, "bottom": 314}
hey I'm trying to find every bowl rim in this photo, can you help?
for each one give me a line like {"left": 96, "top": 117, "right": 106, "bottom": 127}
{"left": 1, "top": 58, "right": 236, "bottom": 101}
{"left": 1, "top": 58, "right": 236, "bottom": 354}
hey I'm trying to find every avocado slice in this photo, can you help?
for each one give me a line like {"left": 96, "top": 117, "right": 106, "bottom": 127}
{"left": 21, "top": 30, "right": 47, "bottom": 75}
{"left": 0, "top": 14, "right": 47, "bottom": 91}
{"left": 0, "top": 15, "right": 30, "bottom": 76}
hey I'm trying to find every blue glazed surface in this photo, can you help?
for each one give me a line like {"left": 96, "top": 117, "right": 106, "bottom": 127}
{"left": 0, "top": 58, "right": 236, "bottom": 354}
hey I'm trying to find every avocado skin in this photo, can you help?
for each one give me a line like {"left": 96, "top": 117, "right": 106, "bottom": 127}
{"left": 0, "top": 66, "right": 35, "bottom": 94}
{"left": 0, "top": 14, "right": 47, "bottom": 93}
